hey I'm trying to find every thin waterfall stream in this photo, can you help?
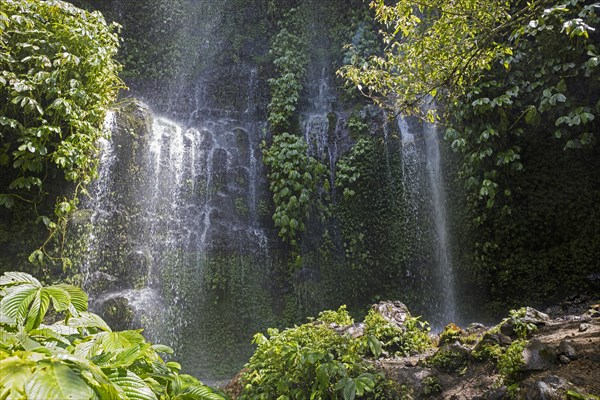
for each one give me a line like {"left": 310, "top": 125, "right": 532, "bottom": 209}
{"left": 398, "top": 115, "right": 457, "bottom": 327}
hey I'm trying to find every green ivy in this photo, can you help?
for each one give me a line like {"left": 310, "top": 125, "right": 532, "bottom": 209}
{"left": 267, "top": 7, "right": 308, "bottom": 134}
{"left": 261, "top": 132, "right": 327, "bottom": 248}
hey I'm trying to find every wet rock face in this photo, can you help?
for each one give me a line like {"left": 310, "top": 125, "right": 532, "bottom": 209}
{"left": 99, "top": 296, "right": 135, "bottom": 331}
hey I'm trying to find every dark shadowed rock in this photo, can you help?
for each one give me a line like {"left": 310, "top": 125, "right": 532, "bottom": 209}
{"left": 557, "top": 340, "right": 577, "bottom": 360}
{"left": 522, "top": 340, "right": 558, "bottom": 371}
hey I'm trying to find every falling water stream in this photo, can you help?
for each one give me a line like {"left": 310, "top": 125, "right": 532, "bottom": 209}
{"left": 398, "top": 115, "right": 457, "bottom": 327}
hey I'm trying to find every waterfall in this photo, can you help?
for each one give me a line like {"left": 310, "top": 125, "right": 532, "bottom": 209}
{"left": 398, "top": 115, "right": 457, "bottom": 327}
{"left": 84, "top": 86, "right": 273, "bottom": 379}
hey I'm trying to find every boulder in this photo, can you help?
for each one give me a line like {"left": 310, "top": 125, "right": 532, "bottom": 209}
{"left": 332, "top": 322, "right": 365, "bottom": 338}
{"left": 522, "top": 340, "right": 558, "bottom": 371}
{"left": 371, "top": 301, "right": 411, "bottom": 329}
{"left": 521, "top": 376, "right": 570, "bottom": 400}
{"left": 500, "top": 307, "right": 550, "bottom": 337}
{"left": 557, "top": 340, "right": 577, "bottom": 360}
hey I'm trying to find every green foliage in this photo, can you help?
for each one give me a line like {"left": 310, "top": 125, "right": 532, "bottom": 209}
{"left": 567, "top": 390, "right": 600, "bottom": 400}
{"left": 363, "top": 309, "right": 432, "bottom": 357}
{"left": 338, "top": 0, "right": 515, "bottom": 113}
{"left": 315, "top": 305, "right": 354, "bottom": 326}
{"left": 262, "top": 7, "right": 330, "bottom": 251}
{"left": 445, "top": 0, "right": 599, "bottom": 210}
{"left": 438, "top": 323, "right": 462, "bottom": 345}
{"left": 267, "top": 7, "right": 308, "bottom": 133}
{"left": 422, "top": 376, "right": 441, "bottom": 396}
{"left": 427, "top": 347, "right": 468, "bottom": 373}
{"left": 0, "top": 271, "right": 225, "bottom": 400}
{"left": 505, "top": 308, "right": 538, "bottom": 339}
{"left": 239, "top": 305, "right": 380, "bottom": 400}
{"left": 0, "top": 0, "right": 123, "bottom": 263}
{"left": 333, "top": 131, "right": 414, "bottom": 299}
{"left": 262, "top": 132, "right": 327, "bottom": 249}
{"left": 497, "top": 339, "right": 526, "bottom": 384}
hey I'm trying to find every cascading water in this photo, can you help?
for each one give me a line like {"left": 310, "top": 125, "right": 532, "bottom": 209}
{"left": 76, "top": 0, "right": 463, "bottom": 383}
{"left": 84, "top": 74, "right": 274, "bottom": 379}
{"left": 398, "top": 115, "right": 457, "bottom": 327}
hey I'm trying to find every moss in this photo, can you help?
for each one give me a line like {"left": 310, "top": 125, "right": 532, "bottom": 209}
{"left": 497, "top": 339, "right": 527, "bottom": 384}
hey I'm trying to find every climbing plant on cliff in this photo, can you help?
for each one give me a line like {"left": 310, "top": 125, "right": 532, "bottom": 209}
{"left": 0, "top": 0, "right": 123, "bottom": 264}
{"left": 263, "top": 6, "right": 328, "bottom": 250}
{"left": 0, "top": 271, "right": 225, "bottom": 400}
{"left": 262, "top": 132, "right": 327, "bottom": 247}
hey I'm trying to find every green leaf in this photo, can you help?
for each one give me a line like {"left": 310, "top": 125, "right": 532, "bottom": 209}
{"left": 106, "top": 369, "right": 158, "bottom": 400}
{"left": 367, "top": 335, "right": 382, "bottom": 358}
{"left": 0, "top": 284, "right": 39, "bottom": 323}
{"left": 68, "top": 311, "right": 111, "bottom": 331}
{"left": 0, "top": 271, "right": 41, "bottom": 286}
{"left": 25, "top": 360, "right": 95, "bottom": 400}
{"left": 0, "top": 356, "right": 35, "bottom": 398}
{"left": 341, "top": 377, "right": 356, "bottom": 400}
{"left": 151, "top": 344, "right": 174, "bottom": 354}
{"left": 55, "top": 284, "right": 88, "bottom": 312}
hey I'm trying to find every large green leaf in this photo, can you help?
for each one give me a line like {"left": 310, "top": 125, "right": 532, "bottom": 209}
{"left": 56, "top": 283, "right": 88, "bottom": 312}
{"left": 0, "top": 355, "right": 35, "bottom": 399}
{"left": 106, "top": 369, "right": 158, "bottom": 400}
{"left": 25, "top": 359, "right": 95, "bottom": 400}
{"left": 0, "top": 272, "right": 41, "bottom": 287}
{"left": 54, "top": 352, "right": 125, "bottom": 400}
{"left": 29, "top": 327, "right": 71, "bottom": 346}
{"left": 24, "top": 289, "right": 50, "bottom": 331}
{"left": 68, "top": 311, "right": 111, "bottom": 332}
{"left": 1, "top": 284, "right": 38, "bottom": 323}
{"left": 179, "top": 385, "right": 226, "bottom": 400}
{"left": 45, "top": 286, "right": 72, "bottom": 312}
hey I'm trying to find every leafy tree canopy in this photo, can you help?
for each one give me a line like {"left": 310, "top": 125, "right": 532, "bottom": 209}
{"left": 0, "top": 0, "right": 124, "bottom": 262}
{"left": 339, "top": 0, "right": 598, "bottom": 116}
{"left": 340, "top": 0, "right": 599, "bottom": 206}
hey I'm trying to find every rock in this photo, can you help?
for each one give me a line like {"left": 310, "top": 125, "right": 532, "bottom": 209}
{"left": 522, "top": 376, "right": 572, "bottom": 400}
{"left": 371, "top": 301, "right": 411, "bottom": 329}
{"left": 333, "top": 322, "right": 365, "bottom": 338}
{"left": 476, "top": 331, "right": 511, "bottom": 348}
{"left": 582, "top": 307, "right": 600, "bottom": 320}
{"left": 439, "top": 323, "right": 464, "bottom": 345}
{"left": 522, "top": 340, "right": 558, "bottom": 371}
{"left": 559, "top": 355, "right": 571, "bottom": 364}
{"left": 557, "top": 340, "right": 577, "bottom": 360}
{"left": 382, "top": 364, "right": 433, "bottom": 398}
{"left": 579, "top": 323, "right": 591, "bottom": 332}
{"left": 522, "top": 381, "right": 562, "bottom": 400}
{"left": 465, "top": 322, "right": 487, "bottom": 335}
{"left": 501, "top": 307, "right": 550, "bottom": 337}
{"left": 481, "top": 386, "right": 507, "bottom": 400}
{"left": 99, "top": 296, "right": 134, "bottom": 331}
{"left": 429, "top": 342, "right": 471, "bottom": 371}
{"left": 498, "top": 332, "right": 513, "bottom": 346}
{"left": 519, "top": 307, "right": 551, "bottom": 325}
